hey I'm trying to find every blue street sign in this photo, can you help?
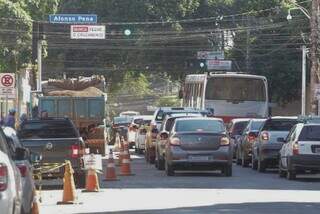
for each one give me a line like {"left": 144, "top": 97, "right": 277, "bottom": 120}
{"left": 49, "top": 14, "right": 97, "bottom": 24}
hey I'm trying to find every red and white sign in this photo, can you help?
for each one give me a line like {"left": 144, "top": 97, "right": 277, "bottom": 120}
{"left": 0, "top": 73, "right": 16, "bottom": 99}
{"left": 206, "top": 60, "right": 232, "bottom": 71}
{"left": 71, "top": 25, "right": 105, "bottom": 39}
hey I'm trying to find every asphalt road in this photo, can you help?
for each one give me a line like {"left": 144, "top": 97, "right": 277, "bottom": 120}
{"left": 39, "top": 152, "right": 320, "bottom": 214}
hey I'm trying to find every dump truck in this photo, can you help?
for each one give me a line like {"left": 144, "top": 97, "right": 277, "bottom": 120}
{"left": 38, "top": 75, "right": 107, "bottom": 155}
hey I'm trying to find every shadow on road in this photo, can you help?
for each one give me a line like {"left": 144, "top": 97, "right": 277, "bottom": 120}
{"left": 76, "top": 202, "right": 320, "bottom": 214}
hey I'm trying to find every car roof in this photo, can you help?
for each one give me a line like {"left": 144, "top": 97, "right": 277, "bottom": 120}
{"left": 175, "top": 117, "right": 223, "bottom": 122}
{"left": 268, "top": 116, "right": 298, "bottom": 120}
{"left": 132, "top": 115, "right": 153, "bottom": 120}
{"left": 231, "top": 118, "right": 251, "bottom": 123}
{"left": 158, "top": 107, "right": 200, "bottom": 112}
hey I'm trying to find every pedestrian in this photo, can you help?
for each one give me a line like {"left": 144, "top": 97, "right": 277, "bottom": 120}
{"left": 4, "top": 109, "right": 16, "bottom": 129}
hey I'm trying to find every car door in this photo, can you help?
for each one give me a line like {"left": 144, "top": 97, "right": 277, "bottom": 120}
{"left": 281, "top": 125, "right": 297, "bottom": 168}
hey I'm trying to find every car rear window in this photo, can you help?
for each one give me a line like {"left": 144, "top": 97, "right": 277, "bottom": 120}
{"left": 299, "top": 126, "right": 320, "bottom": 141}
{"left": 19, "top": 120, "right": 78, "bottom": 139}
{"left": 156, "top": 110, "right": 205, "bottom": 121}
{"left": 232, "top": 121, "right": 249, "bottom": 135}
{"left": 251, "top": 120, "right": 265, "bottom": 131}
{"left": 262, "top": 119, "right": 298, "bottom": 131}
{"left": 175, "top": 120, "right": 224, "bottom": 133}
{"left": 114, "top": 117, "right": 132, "bottom": 124}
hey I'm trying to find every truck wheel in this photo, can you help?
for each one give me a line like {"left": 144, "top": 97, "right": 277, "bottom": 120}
{"left": 74, "top": 171, "right": 86, "bottom": 188}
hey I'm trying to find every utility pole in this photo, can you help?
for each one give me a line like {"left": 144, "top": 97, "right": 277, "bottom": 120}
{"left": 246, "top": 16, "right": 250, "bottom": 73}
{"left": 302, "top": 45, "right": 307, "bottom": 116}
{"left": 310, "top": 0, "right": 319, "bottom": 114}
{"left": 37, "top": 40, "right": 42, "bottom": 92}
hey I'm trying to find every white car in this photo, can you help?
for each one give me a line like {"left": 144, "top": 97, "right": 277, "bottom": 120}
{"left": 133, "top": 116, "right": 153, "bottom": 153}
{"left": 0, "top": 135, "right": 22, "bottom": 214}
{"left": 279, "top": 123, "right": 320, "bottom": 180}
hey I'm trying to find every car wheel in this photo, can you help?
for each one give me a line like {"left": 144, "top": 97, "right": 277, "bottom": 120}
{"left": 223, "top": 165, "right": 232, "bottom": 177}
{"left": 236, "top": 149, "right": 241, "bottom": 165}
{"left": 278, "top": 160, "right": 286, "bottom": 178}
{"left": 165, "top": 160, "right": 174, "bottom": 176}
{"left": 74, "top": 170, "right": 86, "bottom": 188}
{"left": 251, "top": 155, "right": 258, "bottom": 170}
{"left": 258, "top": 158, "right": 266, "bottom": 173}
{"left": 241, "top": 152, "right": 249, "bottom": 167}
{"left": 158, "top": 156, "right": 165, "bottom": 170}
{"left": 287, "top": 170, "right": 296, "bottom": 180}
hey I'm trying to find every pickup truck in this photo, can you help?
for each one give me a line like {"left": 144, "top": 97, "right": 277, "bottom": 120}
{"left": 17, "top": 118, "right": 86, "bottom": 187}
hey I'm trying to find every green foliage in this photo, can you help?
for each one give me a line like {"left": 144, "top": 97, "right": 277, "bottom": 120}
{"left": 0, "top": 0, "right": 60, "bottom": 73}
{"left": 155, "top": 95, "right": 181, "bottom": 107}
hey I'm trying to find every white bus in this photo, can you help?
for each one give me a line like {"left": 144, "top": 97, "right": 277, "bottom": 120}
{"left": 182, "top": 72, "right": 269, "bottom": 123}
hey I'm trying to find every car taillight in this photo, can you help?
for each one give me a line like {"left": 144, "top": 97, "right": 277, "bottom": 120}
{"left": 220, "top": 137, "right": 230, "bottom": 146}
{"left": 170, "top": 137, "right": 181, "bottom": 146}
{"left": 261, "top": 131, "right": 269, "bottom": 142}
{"left": 247, "top": 133, "right": 256, "bottom": 143}
{"left": 71, "top": 145, "right": 80, "bottom": 158}
{"left": 0, "top": 164, "right": 8, "bottom": 191}
{"left": 17, "top": 164, "right": 27, "bottom": 177}
{"left": 293, "top": 142, "right": 299, "bottom": 155}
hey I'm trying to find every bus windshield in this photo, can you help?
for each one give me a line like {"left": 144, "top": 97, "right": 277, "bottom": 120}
{"left": 205, "top": 77, "right": 266, "bottom": 102}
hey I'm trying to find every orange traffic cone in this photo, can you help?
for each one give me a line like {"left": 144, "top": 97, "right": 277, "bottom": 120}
{"left": 123, "top": 140, "right": 131, "bottom": 160}
{"left": 82, "top": 168, "right": 100, "bottom": 192}
{"left": 117, "top": 140, "right": 124, "bottom": 166}
{"left": 120, "top": 142, "right": 134, "bottom": 176}
{"left": 31, "top": 189, "right": 40, "bottom": 214}
{"left": 57, "top": 161, "right": 77, "bottom": 205}
{"left": 104, "top": 149, "right": 119, "bottom": 181}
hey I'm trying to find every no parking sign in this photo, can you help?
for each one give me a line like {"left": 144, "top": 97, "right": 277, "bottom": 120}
{"left": 0, "top": 73, "right": 16, "bottom": 99}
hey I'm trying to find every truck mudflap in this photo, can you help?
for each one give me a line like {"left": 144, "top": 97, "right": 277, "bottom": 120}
{"left": 86, "top": 139, "right": 106, "bottom": 156}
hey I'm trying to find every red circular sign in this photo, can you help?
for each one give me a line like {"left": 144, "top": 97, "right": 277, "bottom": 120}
{"left": 1, "top": 75, "right": 14, "bottom": 87}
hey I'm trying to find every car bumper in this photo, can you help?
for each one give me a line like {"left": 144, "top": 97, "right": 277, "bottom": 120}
{"left": 260, "top": 143, "right": 282, "bottom": 161}
{"left": 0, "top": 191, "right": 14, "bottom": 214}
{"left": 289, "top": 155, "right": 320, "bottom": 171}
{"left": 169, "top": 146, "right": 232, "bottom": 170}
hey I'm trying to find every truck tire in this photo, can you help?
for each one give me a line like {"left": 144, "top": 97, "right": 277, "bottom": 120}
{"left": 74, "top": 171, "right": 86, "bottom": 188}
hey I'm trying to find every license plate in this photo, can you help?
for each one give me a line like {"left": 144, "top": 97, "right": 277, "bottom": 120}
{"left": 189, "top": 156, "right": 210, "bottom": 161}
{"left": 315, "top": 148, "right": 320, "bottom": 153}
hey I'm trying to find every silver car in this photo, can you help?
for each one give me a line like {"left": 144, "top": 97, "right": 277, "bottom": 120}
{"left": 3, "top": 127, "right": 35, "bottom": 214}
{"left": 0, "top": 129, "right": 22, "bottom": 214}
{"left": 164, "top": 118, "right": 232, "bottom": 176}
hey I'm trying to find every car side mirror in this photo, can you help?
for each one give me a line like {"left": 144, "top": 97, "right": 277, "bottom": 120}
{"left": 160, "top": 131, "right": 169, "bottom": 140}
{"left": 277, "top": 137, "right": 286, "bottom": 143}
{"left": 15, "top": 147, "right": 29, "bottom": 160}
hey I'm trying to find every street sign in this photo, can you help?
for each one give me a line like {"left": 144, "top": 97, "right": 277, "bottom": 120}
{"left": 83, "top": 154, "right": 102, "bottom": 170}
{"left": 49, "top": 14, "right": 97, "bottom": 24}
{"left": 206, "top": 60, "right": 232, "bottom": 71}
{"left": 71, "top": 25, "right": 106, "bottom": 39}
{"left": 197, "top": 51, "right": 225, "bottom": 60}
{"left": 0, "top": 73, "right": 16, "bottom": 99}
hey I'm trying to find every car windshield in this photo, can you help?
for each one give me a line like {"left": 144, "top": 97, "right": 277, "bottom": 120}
{"left": 114, "top": 117, "right": 133, "bottom": 124}
{"left": 175, "top": 120, "right": 224, "bottom": 133}
{"left": 262, "top": 119, "right": 298, "bottom": 131}
{"left": 299, "top": 126, "right": 320, "bottom": 141}
{"left": 232, "top": 121, "right": 249, "bottom": 135}
{"left": 18, "top": 121, "right": 78, "bottom": 139}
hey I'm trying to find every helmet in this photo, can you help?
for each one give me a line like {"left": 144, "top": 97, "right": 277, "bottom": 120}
{"left": 9, "top": 109, "right": 16, "bottom": 113}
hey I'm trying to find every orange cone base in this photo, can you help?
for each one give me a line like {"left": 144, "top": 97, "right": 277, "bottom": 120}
{"left": 82, "top": 189, "right": 99, "bottom": 193}
{"left": 119, "top": 173, "right": 135, "bottom": 176}
{"left": 103, "top": 178, "right": 120, "bottom": 181}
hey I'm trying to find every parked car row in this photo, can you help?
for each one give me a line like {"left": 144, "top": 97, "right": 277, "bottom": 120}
{"left": 230, "top": 116, "right": 320, "bottom": 180}
{"left": 0, "top": 126, "right": 35, "bottom": 214}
